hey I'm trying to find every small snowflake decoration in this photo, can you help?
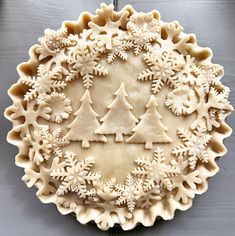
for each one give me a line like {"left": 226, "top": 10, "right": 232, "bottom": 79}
{"left": 40, "top": 128, "right": 69, "bottom": 158}
{"left": 198, "top": 64, "right": 223, "bottom": 93}
{"left": 20, "top": 64, "right": 67, "bottom": 103}
{"left": 138, "top": 51, "right": 184, "bottom": 93}
{"left": 115, "top": 174, "right": 143, "bottom": 212}
{"left": 107, "top": 35, "right": 133, "bottom": 63}
{"left": 44, "top": 92, "right": 72, "bottom": 123}
{"left": 51, "top": 151, "right": 100, "bottom": 198}
{"left": 66, "top": 44, "right": 108, "bottom": 88}
{"left": 24, "top": 130, "right": 52, "bottom": 165}
{"left": 38, "top": 28, "right": 71, "bottom": 53}
{"left": 127, "top": 12, "right": 160, "bottom": 55}
{"left": 172, "top": 124, "right": 211, "bottom": 170}
{"left": 132, "top": 147, "right": 179, "bottom": 192}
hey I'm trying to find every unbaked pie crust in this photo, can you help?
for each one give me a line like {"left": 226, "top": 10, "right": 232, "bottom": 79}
{"left": 5, "top": 4, "right": 233, "bottom": 231}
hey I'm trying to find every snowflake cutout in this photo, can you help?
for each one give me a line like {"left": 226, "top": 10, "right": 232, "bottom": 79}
{"left": 198, "top": 64, "right": 223, "bottom": 93}
{"left": 51, "top": 151, "right": 100, "bottom": 197}
{"left": 93, "top": 178, "right": 132, "bottom": 230}
{"left": 136, "top": 184, "right": 161, "bottom": 209}
{"left": 115, "top": 174, "right": 143, "bottom": 212}
{"left": 22, "top": 157, "right": 64, "bottom": 197}
{"left": 38, "top": 27, "right": 71, "bottom": 54}
{"left": 172, "top": 124, "right": 211, "bottom": 170}
{"left": 138, "top": 51, "right": 184, "bottom": 93}
{"left": 107, "top": 35, "right": 133, "bottom": 63}
{"left": 171, "top": 156, "right": 202, "bottom": 204}
{"left": 24, "top": 130, "right": 52, "bottom": 165}
{"left": 5, "top": 100, "right": 51, "bottom": 137}
{"left": 88, "top": 4, "right": 129, "bottom": 50}
{"left": 44, "top": 92, "right": 72, "bottom": 123}
{"left": 127, "top": 12, "right": 160, "bottom": 55}
{"left": 20, "top": 64, "right": 67, "bottom": 103}
{"left": 132, "top": 147, "right": 179, "bottom": 191}
{"left": 66, "top": 44, "right": 108, "bottom": 88}
{"left": 40, "top": 128, "right": 69, "bottom": 158}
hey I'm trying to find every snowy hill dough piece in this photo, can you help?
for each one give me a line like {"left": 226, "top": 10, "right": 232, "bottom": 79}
{"left": 5, "top": 4, "right": 233, "bottom": 231}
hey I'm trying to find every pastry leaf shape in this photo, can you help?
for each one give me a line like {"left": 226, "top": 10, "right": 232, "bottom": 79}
{"left": 96, "top": 83, "right": 138, "bottom": 142}
{"left": 127, "top": 95, "right": 172, "bottom": 149}
{"left": 65, "top": 90, "right": 107, "bottom": 148}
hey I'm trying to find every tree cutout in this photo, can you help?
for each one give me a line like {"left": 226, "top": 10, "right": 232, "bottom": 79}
{"left": 127, "top": 95, "right": 172, "bottom": 149}
{"left": 65, "top": 90, "right": 107, "bottom": 148}
{"left": 96, "top": 83, "right": 138, "bottom": 142}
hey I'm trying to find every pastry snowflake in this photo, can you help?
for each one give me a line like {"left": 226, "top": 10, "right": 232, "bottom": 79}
{"left": 51, "top": 151, "right": 100, "bottom": 197}
{"left": 20, "top": 64, "right": 67, "bottom": 103}
{"left": 44, "top": 92, "right": 72, "bottom": 123}
{"left": 66, "top": 44, "right": 108, "bottom": 88}
{"left": 138, "top": 51, "right": 184, "bottom": 93}
{"left": 172, "top": 124, "right": 211, "bottom": 170}
{"left": 132, "top": 148, "right": 179, "bottom": 191}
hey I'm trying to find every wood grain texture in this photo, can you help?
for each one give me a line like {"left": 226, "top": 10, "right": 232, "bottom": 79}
{"left": 0, "top": 0, "right": 234, "bottom": 235}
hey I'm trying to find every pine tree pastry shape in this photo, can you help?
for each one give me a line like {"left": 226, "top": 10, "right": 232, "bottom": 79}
{"left": 64, "top": 90, "right": 107, "bottom": 148}
{"left": 127, "top": 95, "right": 172, "bottom": 149}
{"left": 95, "top": 83, "right": 138, "bottom": 142}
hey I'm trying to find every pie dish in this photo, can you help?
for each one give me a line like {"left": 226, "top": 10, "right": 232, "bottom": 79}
{"left": 5, "top": 3, "right": 233, "bottom": 231}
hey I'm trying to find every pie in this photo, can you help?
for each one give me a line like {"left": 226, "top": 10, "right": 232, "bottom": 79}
{"left": 5, "top": 3, "right": 233, "bottom": 231}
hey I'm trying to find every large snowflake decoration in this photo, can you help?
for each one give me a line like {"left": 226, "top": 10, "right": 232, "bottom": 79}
{"left": 138, "top": 51, "right": 184, "bottom": 93}
{"left": 132, "top": 148, "right": 179, "bottom": 191}
{"left": 50, "top": 151, "right": 100, "bottom": 198}
{"left": 172, "top": 124, "right": 211, "bottom": 170}
{"left": 115, "top": 174, "right": 143, "bottom": 212}
{"left": 66, "top": 44, "right": 108, "bottom": 88}
{"left": 20, "top": 64, "right": 67, "bottom": 103}
{"left": 5, "top": 100, "right": 51, "bottom": 137}
{"left": 127, "top": 12, "right": 160, "bottom": 55}
{"left": 22, "top": 157, "right": 64, "bottom": 197}
{"left": 88, "top": 4, "right": 129, "bottom": 50}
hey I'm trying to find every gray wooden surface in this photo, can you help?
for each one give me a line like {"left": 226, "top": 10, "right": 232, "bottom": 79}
{"left": 0, "top": 0, "right": 234, "bottom": 235}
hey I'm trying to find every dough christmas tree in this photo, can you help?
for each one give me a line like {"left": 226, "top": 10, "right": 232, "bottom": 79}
{"left": 96, "top": 83, "right": 138, "bottom": 142}
{"left": 127, "top": 95, "right": 172, "bottom": 149}
{"left": 65, "top": 90, "right": 107, "bottom": 148}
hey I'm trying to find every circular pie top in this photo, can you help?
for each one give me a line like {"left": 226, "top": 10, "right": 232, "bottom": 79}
{"left": 5, "top": 3, "right": 233, "bottom": 231}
